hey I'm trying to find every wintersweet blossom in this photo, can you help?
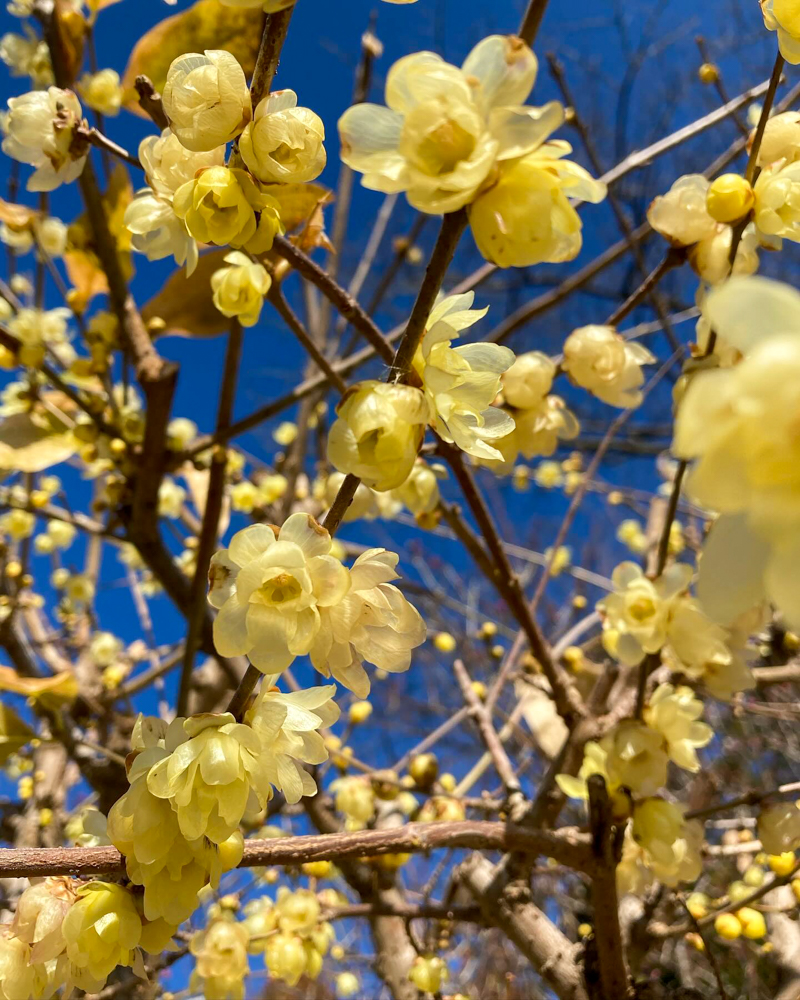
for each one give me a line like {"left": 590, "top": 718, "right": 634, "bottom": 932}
{"left": 190, "top": 914, "right": 250, "bottom": 1000}
{"left": 209, "top": 516, "right": 350, "bottom": 673}
{"left": 501, "top": 351, "right": 555, "bottom": 408}
{"left": 240, "top": 90, "right": 326, "bottom": 184}
{"left": 598, "top": 562, "right": 692, "bottom": 666}
{"left": 755, "top": 111, "right": 800, "bottom": 166}
{"left": 146, "top": 713, "right": 272, "bottom": 843}
{"left": 759, "top": 801, "right": 800, "bottom": 854}
{"left": 245, "top": 680, "right": 340, "bottom": 803}
{"left": 61, "top": 882, "right": 142, "bottom": 993}
{"left": 618, "top": 813, "right": 704, "bottom": 894}
{"left": 761, "top": 0, "right": 800, "bottom": 64}
{"left": 414, "top": 293, "right": 515, "bottom": 459}
{"left": 3, "top": 87, "right": 87, "bottom": 192}
{"left": 211, "top": 251, "right": 272, "bottom": 327}
{"left": 392, "top": 459, "right": 443, "bottom": 516}
{"left": 173, "top": 166, "right": 282, "bottom": 254}
{"left": 689, "top": 222, "right": 760, "bottom": 285}
{"left": 632, "top": 798, "right": 692, "bottom": 872}
{"left": 754, "top": 159, "right": 800, "bottom": 244}
{"left": 12, "top": 877, "right": 73, "bottom": 966}
{"left": 468, "top": 138, "right": 606, "bottom": 266}
{"left": 647, "top": 173, "right": 718, "bottom": 246}
{"left": 601, "top": 720, "right": 669, "bottom": 798}
{"left": 77, "top": 69, "right": 123, "bottom": 116}
{"left": 563, "top": 325, "right": 654, "bottom": 408}
{"left": 0, "top": 29, "right": 53, "bottom": 87}
{"left": 485, "top": 394, "right": 580, "bottom": 471}
{"left": 643, "top": 684, "right": 713, "bottom": 772}
{"left": 327, "top": 380, "right": 430, "bottom": 490}
{"left": 330, "top": 775, "right": 376, "bottom": 827}
{"left": 339, "top": 35, "right": 543, "bottom": 213}
{"left": 140, "top": 129, "right": 226, "bottom": 199}
{"left": 310, "top": 547, "right": 426, "bottom": 696}
{"left": 162, "top": 50, "right": 251, "bottom": 152}
{"left": 674, "top": 276, "right": 800, "bottom": 627}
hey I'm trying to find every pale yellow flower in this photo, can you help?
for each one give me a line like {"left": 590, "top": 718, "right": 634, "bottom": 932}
{"left": 0, "top": 926, "right": 56, "bottom": 1000}
{"left": 755, "top": 110, "right": 800, "bottom": 167}
{"left": 409, "top": 956, "right": 447, "bottom": 994}
{"left": 598, "top": 562, "right": 692, "bottom": 666}
{"left": 3, "top": 87, "right": 87, "bottom": 192}
{"left": 211, "top": 250, "right": 271, "bottom": 327}
{"left": 759, "top": 801, "right": 800, "bottom": 854}
{"left": 157, "top": 477, "right": 186, "bottom": 519}
{"left": 190, "top": 915, "right": 250, "bottom": 1000}
{"left": 689, "top": 221, "right": 760, "bottom": 285}
{"left": 705, "top": 173, "right": 754, "bottom": 224}
{"left": 754, "top": 158, "right": 800, "bottom": 244}
{"left": 163, "top": 50, "right": 251, "bottom": 151}
{"left": 632, "top": 798, "right": 685, "bottom": 869}
{"left": 124, "top": 192, "right": 199, "bottom": 274}
{"left": 469, "top": 139, "right": 606, "bottom": 266}
{"left": 484, "top": 395, "right": 579, "bottom": 473}
{"left": 330, "top": 775, "right": 375, "bottom": 826}
{"left": 78, "top": 69, "right": 123, "bottom": 116}
{"left": 339, "top": 34, "right": 550, "bottom": 214}
{"left": 391, "top": 459, "right": 442, "bottom": 515}
{"left": 762, "top": 0, "right": 800, "bottom": 64}
{"left": 88, "top": 630, "right": 122, "bottom": 667}
{"left": 240, "top": 89, "right": 326, "bottom": 184}
{"left": 563, "top": 325, "right": 654, "bottom": 408}
{"left": 647, "top": 174, "right": 717, "bottom": 247}
{"left": 61, "top": 882, "right": 142, "bottom": 993}
{"left": 501, "top": 351, "right": 555, "bottom": 408}
{"left": 309, "top": 547, "right": 426, "bottom": 697}
{"left": 327, "top": 380, "right": 430, "bottom": 490}
{"left": 643, "top": 683, "right": 713, "bottom": 772}
{"left": 140, "top": 129, "right": 226, "bottom": 199}
{"left": 209, "top": 516, "right": 350, "bottom": 673}
{"left": 12, "top": 877, "right": 74, "bottom": 964}
{"left": 246, "top": 679, "right": 340, "bottom": 803}
{"left": 173, "top": 166, "right": 283, "bottom": 254}
{"left": 414, "top": 292, "right": 515, "bottom": 459}
{"left": 674, "top": 276, "right": 800, "bottom": 627}
{"left": 0, "top": 29, "right": 52, "bottom": 87}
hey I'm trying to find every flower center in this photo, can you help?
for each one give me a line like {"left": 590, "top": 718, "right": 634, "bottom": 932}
{"left": 258, "top": 573, "right": 302, "bottom": 606}
{"left": 627, "top": 595, "right": 657, "bottom": 623}
{"left": 416, "top": 118, "right": 476, "bottom": 176}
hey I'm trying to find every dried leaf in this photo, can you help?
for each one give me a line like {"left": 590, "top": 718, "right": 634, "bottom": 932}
{"left": 121, "top": 0, "right": 264, "bottom": 117}
{"left": 265, "top": 183, "right": 333, "bottom": 236}
{"left": 142, "top": 250, "right": 230, "bottom": 339}
{"left": 0, "top": 411, "right": 77, "bottom": 473}
{"left": 0, "top": 199, "right": 39, "bottom": 232}
{"left": 0, "top": 667, "right": 79, "bottom": 709}
{"left": 55, "top": 0, "right": 86, "bottom": 83}
{"left": 0, "top": 702, "right": 35, "bottom": 764}
{"left": 63, "top": 249, "right": 109, "bottom": 313}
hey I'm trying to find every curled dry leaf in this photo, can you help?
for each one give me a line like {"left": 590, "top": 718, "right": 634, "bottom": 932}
{"left": 0, "top": 410, "right": 77, "bottom": 473}
{"left": 120, "top": 0, "right": 264, "bottom": 116}
{"left": 0, "top": 666, "right": 80, "bottom": 710}
{"left": 142, "top": 249, "right": 230, "bottom": 339}
{"left": 0, "top": 702, "right": 35, "bottom": 764}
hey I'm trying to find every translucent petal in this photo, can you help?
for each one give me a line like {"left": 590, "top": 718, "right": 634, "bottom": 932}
{"left": 278, "top": 512, "right": 331, "bottom": 558}
{"left": 461, "top": 35, "right": 538, "bottom": 110}
{"left": 489, "top": 102, "right": 564, "bottom": 161}
{"left": 213, "top": 596, "right": 250, "bottom": 657}
{"left": 705, "top": 275, "right": 800, "bottom": 355}
{"left": 697, "top": 513, "right": 770, "bottom": 624}
{"left": 228, "top": 523, "right": 276, "bottom": 567}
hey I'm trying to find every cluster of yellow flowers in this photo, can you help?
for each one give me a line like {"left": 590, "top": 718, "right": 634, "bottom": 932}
{"left": 242, "top": 888, "right": 334, "bottom": 987}
{"left": 209, "top": 514, "right": 425, "bottom": 696}
{"left": 599, "top": 561, "right": 756, "bottom": 700}
{"left": 0, "top": 876, "right": 175, "bottom": 996}
{"left": 339, "top": 34, "right": 606, "bottom": 266}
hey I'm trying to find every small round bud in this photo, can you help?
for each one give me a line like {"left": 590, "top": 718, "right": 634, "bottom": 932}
{"left": 706, "top": 174, "right": 754, "bottom": 223}
{"left": 433, "top": 632, "right": 457, "bottom": 653}
{"left": 409, "top": 753, "right": 438, "bottom": 790}
{"left": 769, "top": 852, "right": 796, "bottom": 877}
{"left": 348, "top": 700, "right": 373, "bottom": 724}
{"left": 714, "top": 912, "right": 742, "bottom": 940}
{"left": 302, "top": 860, "right": 333, "bottom": 878}
{"left": 698, "top": 62, "right": 720, "bottom": 84}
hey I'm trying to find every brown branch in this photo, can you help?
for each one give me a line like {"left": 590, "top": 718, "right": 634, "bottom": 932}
{"left": 269, "top": 287, "right": 348, "bottom": 393}
{"left": 518, "top": 0, "right": 550, "bottom": 45}
{"left": 249, "top": 6, "right": 294, "bottom": 109}
{"left": 134, "top": 76, "right": 168, "bottom": 130}
{"left": 587, "top": 775, "right": 631, "bottom": 1000}
{"left": 0, "top": 819, "right": 592, "bottom": 879}
{"left": 78, "top": 127, "right": 142, "bottom": 169}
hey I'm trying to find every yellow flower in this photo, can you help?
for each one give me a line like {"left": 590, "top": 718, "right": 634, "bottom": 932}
{"left": 689, "top": 222, "right": 760, "bottom": 286}
{"left": 759, "top": 802, "right": 800, "bottom": 855}
{"left": 339, "top": 36, "right": 547, "bottom": 214}
{"left": 240, "top": 89, "right": 326, "bottom": 183}
{"left": 245, "top": 680, "right": 339, "bottom": 803}
{"left": 715, "top": 912, "right": 743, "bottom": 940}
{"left": 0, "top": 28, "right": 53, "bottom": 87}
{"left": 632, "top": 798, "right": 685, "bottom": 868}
{"left": 648, "top": 174, "right": 716, "bottom": 247}
{"left": 61, "top": 882, "right": 142, "bottom": 993}
{"left": 0, "top": 926, "right": 55, "bottom": 999}
{"left": 674, "top": 277, "right": 800, "bottom": 627}
{"left": 78, "top": 69, "right": 123, "bottom": 116}
{"left": 414, "top": 293, "right": 515, "bottom": 459}
{"left": 190, "top": 915, "right": 250, "bottom": 1000}
{"left": 485, "top": 395, "right": 579, "bottom": 473}
{"left": 502, "top": 351, "right": 555, "bottom": 408}
{"left": 209, "top": 515, "right": 350, "bottom": 673}
{"left": 754, "top": 159, "right": 800, "bottom": 244}
{"left": 12, "top": 876, "right": 74, "bottom": 964}
{"left": 211, "top": 250, "right": 272, "bottom": 327}
{"left": 762, "top": 0, "right": 800, "bottom": 64}
{"left": 391, "top": 459, "right": 443, "bottom": 515}
{"left": 146, "top": 712, "right": 271, "bottom": 843}
{"left": 140, "top": 129, "right": 226, "bottom": 199}
{"left": 598, "top": 562, "right": 692, "bottom": 666}
{"left": 469, "top": 139, "right": 606, "bottom": 266}
{"left": 643, "top": 683, "right": 713, "bottom": 772}
{"left": 124, "top": 192, "right": 199, "bottom": 274}
{"left": 755, "top": 110, "right": 800, "bottom": 167}
{"left": 705, "top": 174, "right": 754, "bottom": 224}
{"left": 327, "top": 380, "right": 430, "bottom": 490}
{"left": 409, "top": 956, "right": 447, "bottom": 993}
{"left": 3, "top": 87, "right": 87, "bottom": 191}
{"left": 163, "top": 50, "right": 251, "bottom": 151}
{"left": 173, "top": 166, "right": 282, "bottom": 253}
{"left": 157, "top": 477, "right": 186, "bottom": 519}
{"left": 563, "top": 325, "right": 654, "bottom": 408}
{"left": 309, "top": 547, "right": 426, "bottom": 697}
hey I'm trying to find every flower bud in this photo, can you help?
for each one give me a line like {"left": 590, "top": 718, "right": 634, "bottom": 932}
{"left": 327, "top": 380, "right": 430, "bottom": 491}
{"left": 240, "top": 89, "right": 326, "bottom": 184}
{"left": 714, "top": 912, "right": 742, "bottom": 940}
{"left": 173, "top": 166, "right": 282, "bottom": 252}
{"left": 706, "top": 173, "right": 754, "bottom": 224}
{"left": 698, "top": 62, "right": 720, "bottom": 84}
{"left": 211, "top": 250, "right": 271, "bottom": 327}
{"left": 563, "top": 325, "right": 654, "bottom": 408}
{"left": 502, "top": 351, "right": 555, "bottom": 408}
{"left": 162, "top": 50, "right": 251, "bottom": 152}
